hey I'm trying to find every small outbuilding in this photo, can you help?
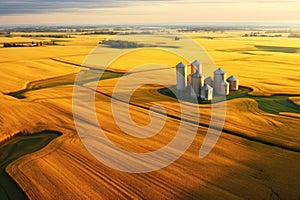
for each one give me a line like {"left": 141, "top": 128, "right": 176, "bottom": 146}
{"left": 201, "top": 84, "right": 214, "bottom": 101}
{"left": 227, "top": 75, "right": 239, "bottom": 91}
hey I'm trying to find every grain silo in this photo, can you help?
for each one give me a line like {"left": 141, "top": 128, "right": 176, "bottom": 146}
{"left": 227, "top": 75, "right": 239, "bottom": 91}
{"left": 213, "top": 68, "right": 227, "bottom": 95}
{"left": 176, "top": 62, "right": 187, "bottom": 90}
{"left": 204, "top": 76, "right": 214, "bottom": 87}
{"left": 201, "top": 84, "right": 214, "bottom": 101}
{"left": 190, "top": 72, "right": 204, "bottom": 98}
{"left": 191, "top": 60, "right": 202, "bottom": 74}
{"left": 218, "top": 80, "right": 230, "bottom": 96}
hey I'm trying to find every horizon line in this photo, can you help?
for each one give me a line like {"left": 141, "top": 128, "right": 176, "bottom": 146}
{"left": 1, "top": 21, "right": 300, "bottom": 28}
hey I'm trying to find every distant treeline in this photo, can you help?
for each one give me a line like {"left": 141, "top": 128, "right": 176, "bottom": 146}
{"left": 3, "top": 41, "right": 56, "bottom": 48}
{"left": 243, "top": 32, "right": 282, "bottom": 37}
{"left": 2, "top": 27, "right": 77, "bottom": 33}
{"left": 3, "top": 43, "right": 26, "bottom": 47}
{"left": 118, "top": 31, "right": 153, "bottom": 35}
{"left": 81, "top": 30, "right": 152, "bottom": 35}
{"left": 21, "top": 34, "right": 73, "bottom": 38}
{"left": 82, "top": 31, "right": 117, "bottom": 35}
{"left": 177, "top": 27, "right": 238, "bottom": 32}
{"left": 100, "top": 39, "right": 179, "bottom": 49}
{"left": 243, "top": 31, "right": 300, "bottom": 38}
{"left": 87, "top": 31, "right": 153, "bottom": 35}
{"left": 100, "top": 40, "right": 146, "bottom": 48}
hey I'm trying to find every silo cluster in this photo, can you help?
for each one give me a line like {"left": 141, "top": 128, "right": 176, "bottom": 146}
{"left": 175, "top": 60, "right": 239, "bottom": 101}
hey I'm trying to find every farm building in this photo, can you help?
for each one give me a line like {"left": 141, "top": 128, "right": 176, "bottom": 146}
{"left": 227, "top": 75, "right": 239, "bottom": 91}
{"left": 214, "top": 68, "right": 227, "bottom": 95}
{"left": 201, "top": 84, "right": 214, "bottom": 101}
{"left": 219, "top": 80, "right": 230, "bottom": 96}
{"left": 175, "top": 60, "right": 238, "bottom": 101}
{"left": 176, "top": 62, "right": 187, "bottom": 90}
{"left": 190, "top": 72, "right": 204, "bottom": 97}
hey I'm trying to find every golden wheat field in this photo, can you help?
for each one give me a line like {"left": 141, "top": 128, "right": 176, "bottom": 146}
{"left": 0, "top": 30, "right": 299, "bottom": 199}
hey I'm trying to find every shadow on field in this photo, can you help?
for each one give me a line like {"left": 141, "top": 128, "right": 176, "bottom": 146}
{"left": 0, "top": 131, "right": 61, "bottom": 200}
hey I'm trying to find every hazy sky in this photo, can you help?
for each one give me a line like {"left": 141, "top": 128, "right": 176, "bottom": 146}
{"left": 0, "top": 0, "right": 299, "bottom": 24}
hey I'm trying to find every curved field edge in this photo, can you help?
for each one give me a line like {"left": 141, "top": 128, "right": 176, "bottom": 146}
{"left": 5, "top": 86, "right": 300, "bottom": 200}
{"left": 4, "top": 66, "right": 300, "bottom": 116}
{"left": 158, "top": 85, "right": 300, "bottom": 115}
{"left": 0, "top": 131, "right": 61, "bottom": 200}
{"left": 0, "top": 74, "right": 299, "bottom": 199}
{"left": 1, "top": 32, "right": 299, "bottom": 199}
{"left": 3, "top": 72, "right": 300, "bottom": 152}
{"left": 290, "top": 97, "right": 300, "bottom": 106}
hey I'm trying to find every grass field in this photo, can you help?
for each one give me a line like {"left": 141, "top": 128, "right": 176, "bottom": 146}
{"left": 0, "top": 30, "right": 299, "bottom": 199}
{"left": 159, "top": 86, "right": 300, "bottom": 114}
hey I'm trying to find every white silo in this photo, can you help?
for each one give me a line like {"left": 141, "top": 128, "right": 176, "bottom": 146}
{"left": 218, "top": 80, "right": 230, "bottom": 96}
{"left": 214, "top": 68, "right": 227, "bottom": 95}
{"left": 204, "top": 76, "right": 214, "bottom": 87}
{"left": 176, "top": 62, "right": 187, "bottom": 90}
{"left": 190, "top": 72, "right": 204, "bottom": 98}
{"left": 227, "top": 75, "right": 239, "bottom": 91}
{"left": 201, "top": 84, "right": 214, "bottom": 101}
{"left": 191, "top": 60, "right": 202, "bottom": 74}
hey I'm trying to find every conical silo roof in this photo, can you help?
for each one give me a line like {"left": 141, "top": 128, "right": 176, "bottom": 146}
{"left": 191, "top": 60, "right": 200, "bottom": 67}
{"left": 176, "top": 62, "right": 185, "bottom": 68}
{"left": 227, "top": 75, "right": 238, "bottom": 81}
{"left": 202, "top": 84, "right": 213, "bottom": 90}
{"left": 214, "top": 68, "right": 226, "bottom": 75}
{"left": 205, "top": 76, "right": 213, "bottom": 81}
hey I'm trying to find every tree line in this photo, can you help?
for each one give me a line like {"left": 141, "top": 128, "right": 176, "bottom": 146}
{"left": 3, "top": 41, "right": 56, "bottom": 48}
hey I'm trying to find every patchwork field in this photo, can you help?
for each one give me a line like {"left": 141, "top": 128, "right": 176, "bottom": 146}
{"left": 0, "top": 30, "right": 299, "bottom": 199}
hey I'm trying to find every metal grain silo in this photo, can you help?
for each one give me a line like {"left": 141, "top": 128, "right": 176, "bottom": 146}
{"left": 191, "top": 60, "right": 202, "bottom": 74}
{"left": 201, "top": 84, "right": 214, "bottom": 101}
{"left": 218, "top": 80, "right": 230, "bottom": 96}
{"left": 227, "top": 75, "right": 239, "bottom": 91}
{"left": 190, "top": 72, "right": 204, "bottom": 98}
{"left": 213, "top": 68, "right": 227, "bottom": 95}
{"left": 176, "top": 62, "right": 187, "bottom": 90}
{"left": 204, "top": 76, "right": 214, "bottom": 87}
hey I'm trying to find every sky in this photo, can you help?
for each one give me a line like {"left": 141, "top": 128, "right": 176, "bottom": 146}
{"left": 0, "top": 0, "right": 299, "bottom": 25}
